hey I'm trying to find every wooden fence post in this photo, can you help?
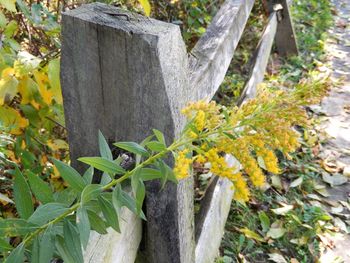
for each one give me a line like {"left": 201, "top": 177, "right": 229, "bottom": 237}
{"left": 61, "top": 3, "right": 194, "bottom": 263}
{"left": 268, "top": 0, "right": 298, "bottom": 56}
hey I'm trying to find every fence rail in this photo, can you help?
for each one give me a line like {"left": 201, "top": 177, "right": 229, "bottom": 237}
{"left": 61, "top": 0, "right": 298, "bottom": 262}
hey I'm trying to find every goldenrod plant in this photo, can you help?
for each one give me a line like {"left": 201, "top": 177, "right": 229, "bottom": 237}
{"left": 0, "top": 75, "right": 329, "bottom": 261}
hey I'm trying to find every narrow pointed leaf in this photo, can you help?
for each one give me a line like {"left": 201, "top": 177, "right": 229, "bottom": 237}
{"left": 53, "top": 159, "right": 86, "bottom": 191}
{"left": 87, "top": 210, "right": 108, "bottom": 234}
{"left": 152, "top": 129, "right": 166, "bottom": 146}
{"left": 145, "top": 141, "right": 166, "bottom": 152}
{"left": 98, "top": 131, "right": 113, "bottom": 160}
{"left": 63, "top": 220, "right": 83, "bottom": 263}
{"left": 5, "top": 242, "right": 25, "bottom": 263}
{"left": 78, "top": 157, "right": 125, "bottom": 175}
{"left": 98, "top": 196, "right": 120, "bottom": 232}
{"left": 81, "top": 184, "right": 102, "bottom": 204}
{"left": 27, "top": 171, "right": 54, "bottom": 204}
{"left": 28, "top": 203, "right": 69, "bottom": 226}
{"left": 82, "top": 166, "right": 94, "bottom": 184}
{"left": 13, "top": 167, "right": 33, "bottom": 219}
{"left": 77, "top": 207, "right": 90, "bottom": 249}
{"left": 114, "top": 141, "right": 149, "bottom": 156}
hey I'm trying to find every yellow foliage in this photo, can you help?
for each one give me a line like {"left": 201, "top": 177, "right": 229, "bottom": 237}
{"left": 0, "top": 105, "right": 29, "bottom": 134}
{"left": 138, "top": 0, "right": 151, "bottom": 16}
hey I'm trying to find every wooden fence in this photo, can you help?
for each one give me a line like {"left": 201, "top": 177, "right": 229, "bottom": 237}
{"left": 60, "top": 0, "right": 298, "bottom": 262}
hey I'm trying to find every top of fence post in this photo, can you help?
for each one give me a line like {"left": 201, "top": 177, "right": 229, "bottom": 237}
{"left": 61, "top": 3, "right": 194, "bottom": 262}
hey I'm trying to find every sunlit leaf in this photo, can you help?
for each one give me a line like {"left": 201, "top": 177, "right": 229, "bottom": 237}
{"left": 239, "top": 228, "right": 265, "bottom": 242}
{"left": 138, "top": 0, "right": 151, "bottom": 16}
{"left": 0, "top": 0, "right": 16, "bottom": 12}
{"left": 48, "top": 58, "right": 62, "bottom": 103}
{"left": 0, "top": 106, "right": 29, "bottom": 135}
{"left": 0, "top": 68, "right": 18, "bottom": 105}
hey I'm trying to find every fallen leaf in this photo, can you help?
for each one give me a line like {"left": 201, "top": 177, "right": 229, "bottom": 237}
{"left": 271, "top": 204, "right": 294, "bottom": 215}
{"left": 290, "top": 177, "right": 303, "bottom": 188}
{"left": 239, "top": 228, "right": 265, "bottom": 242}
{"left": 322, "top": 173, "right": 348, "bottom": 186}
{"left": 267, "top": 227, "right": 286, "bottom": 239}
{"left": 268, "top": 253, "right": 287, "bottom": 263}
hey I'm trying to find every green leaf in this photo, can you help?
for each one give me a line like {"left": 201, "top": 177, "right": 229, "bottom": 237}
{"left": 139, "top": 168, "right": 162, "bottom": 181}
{"left": 87, "top": 210, "right": 108, "bottom": 234}
{"left": 112, "top": 184, "right": 146, "bottom": 220}
{"left": 258, "top": 211, "right": 270, "bottom": 232}
{"left": 13, "top": 167, "right": 33, "bottom": 219}
{"left": 152, "top": 129, "right": 166, "bottom": 146}
{"left": 48, "top": 58, "right": 62, "bottom": 103}
{"left": 138, "top": 0, "right": 151, "bottom": 16}
{"left": 145, "top": 141, "right": 166, "bottom": 152}
{"left": 81, "top": 184, "right": 102, "bottom": 204}
{"left": 0, "top": 0, "right": 16, "bottom": 12}
{"left": 98, "top": 195, "right": 120, "bottom": 232}
{"left": 77, "top": 207, "right": 90, "bottom": 249}
{"left": 0, "top": 11, "right": 8, "bottom": 28}
{"left": 0, "top": 238, "right": 12, "bottom": 252}
{"left": 55, "top": 236, "right": 76, "bottom": 263}
{"left": 159, "top": 160, "right": 178, "bottom": 186}
{"left": 54, "top": 187, "right": 78, "bottom": 206}
{"left": 63, "top": 220, "right": 83, "bottom": 263}
{"left": 53, "top": 159, "right": 86, "bottom": 192}
{"left": 28, "top": 203, "right": 69, "bottom": 226}
{"left": 82, "top": 166, "right": 94, "bottom": 184}
{"left": 78, "top": 157, "right": 125, "bottom": 175}
{"left": 98, "top": 131, "right": 113, "bottom": 160}
{"left": 4, "top": 242, "right": 25, "bottom": 263}
{"left": 37, "top": 229, "right": 54, "bottom": 263}
{"left": 0, "top": 218, "right": 38, "bottom": 237}
{"left": 0, "top": 71, "right": 18, "bottom": 105}
{"left": 239, "top": 228, "right": 265, "bottom": 242}
{"left": 27, "top": 171, "right": 54, "bottom": 204}
{"left": 131, "top": 170, "right": 146, "bottom": 215}
{"left": 267, "top": 227, "right": 286, "bottom": 239}
{"left": 114, "top": 141, "right": 149, "bottom": 157}
{"left": 100, "top": 172, "right": 112, "bottom": 185}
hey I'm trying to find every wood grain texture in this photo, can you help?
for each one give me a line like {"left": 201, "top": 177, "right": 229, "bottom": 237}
{"left": 83, "top": 208, "right": 142, "bottom": 263}
{"left": 189, "top": 0, "right": 255, "bottom": 102}
{"left": 238, "top": 12, "right": 278, "bottom": 104}
{"left": 269, "top": 0, "right": 298, "bottom": 56}
{"left": 61, "top": 3, "right": 194, "bottom": 262}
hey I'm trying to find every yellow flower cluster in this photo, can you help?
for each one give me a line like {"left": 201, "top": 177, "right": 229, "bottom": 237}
{"left": 181, "top": 100, "right": 223, "bottom": 132}
{"left": 173, "top": 149, "right": 192, "bottom": 180}
{"left": 175, "top": 82, "right": 329, "bottom": 202}
{"left": 204, "top": 148, "right": 250, "bottom": 202}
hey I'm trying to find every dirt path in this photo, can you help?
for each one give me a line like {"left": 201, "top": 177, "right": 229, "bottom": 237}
{"left": 317, "top": 0, "right": 350, "bottom": 261}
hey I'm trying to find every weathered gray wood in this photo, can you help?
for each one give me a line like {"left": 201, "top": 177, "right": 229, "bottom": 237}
{"left": 195, "top": 175, "right": 234, "bottom": 263}
{"left": 238, "top": 12, "right": 278, "bottom": 104}
{"left": 268, "top": 0, "right": 298, "bottom": 56}
{"left": 83, "top": 208, "right": 142, "bottom": 263}
{"left": 189, "top": 0, "right": 255, "bottom": 102}
{"left": 61, "top": 3, "right": 194, "bottom": 263}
